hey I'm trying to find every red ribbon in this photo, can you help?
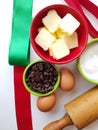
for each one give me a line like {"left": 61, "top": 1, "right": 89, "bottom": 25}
{"left": 79, "top": 0, "right": 98, "bottom": 19}
{"left": 14, "top": 66, "right": 33, "bottom": 130}
{"left": 64, "top": 0, "right": 98, "bottom": 38}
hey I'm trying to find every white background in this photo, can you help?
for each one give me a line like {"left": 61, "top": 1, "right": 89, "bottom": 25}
{"left": 0, "top": 0, "right": 98, "bottom": 130}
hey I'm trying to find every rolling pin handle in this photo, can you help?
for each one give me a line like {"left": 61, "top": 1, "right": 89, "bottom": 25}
{"left": 43, "top": 113, "right": 73, "bottom": 130}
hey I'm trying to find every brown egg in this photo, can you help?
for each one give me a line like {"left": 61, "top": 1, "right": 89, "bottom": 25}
{"left": 37, "top": 93, "right": 56, "bottom": 112}
{"left": 60, "top": 67, "right": 75, "bottom": 91}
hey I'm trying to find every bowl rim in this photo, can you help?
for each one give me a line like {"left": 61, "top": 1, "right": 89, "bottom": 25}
{"left": 23, "top": 60, "right": 60, "bottom": 96}
{"left": 30, "top": 4, "right": 88, "bottom": 64}
{"left": 77, "top": 38, "right": 98, "bottom": 84}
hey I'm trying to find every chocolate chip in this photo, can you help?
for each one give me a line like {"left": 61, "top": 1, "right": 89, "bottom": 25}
{"left": 25, "top": 62, "right": 58, "bottom": 93}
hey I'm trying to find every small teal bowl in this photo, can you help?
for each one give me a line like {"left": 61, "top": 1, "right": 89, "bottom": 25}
{"left": 23, "top": 60, "right": 60, "bottom": 96}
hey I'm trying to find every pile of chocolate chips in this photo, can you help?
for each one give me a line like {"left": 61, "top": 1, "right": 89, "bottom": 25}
{"left": 25, "top": 62, "right": 58, "bottom": 93}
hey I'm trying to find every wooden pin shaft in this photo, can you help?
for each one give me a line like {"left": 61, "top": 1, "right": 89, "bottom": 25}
{"left": 43, "top": 114, "right": 72, "bottom": 130}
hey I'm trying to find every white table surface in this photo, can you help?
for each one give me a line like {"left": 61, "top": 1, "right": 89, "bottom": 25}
{"left": 0, "top": 0, "right": 98, "bottom": 130}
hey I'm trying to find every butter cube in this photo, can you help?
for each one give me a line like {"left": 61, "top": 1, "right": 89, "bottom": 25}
{"left": 42, "top": 9, "right": 61, "bottom": 33}
{"left": 35, "top": 28, "right": 56, "bottom": 51}
{"left": 49, "top": 39, "right": 70, "bottom": 60}
{"left": 64, "top": 32, "right": 78, "bottom": 49}
{"left": 38, "top": 27, "right": 57, "bottom": 37}
{"left": 60, "top": 13, "right": 80, "bottom": 35}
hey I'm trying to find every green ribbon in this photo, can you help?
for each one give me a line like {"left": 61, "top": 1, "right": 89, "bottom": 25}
{"left": 8, "top": 0, "right": 33, "bottom": 66}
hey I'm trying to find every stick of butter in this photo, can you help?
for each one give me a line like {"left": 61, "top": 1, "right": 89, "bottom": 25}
{"left": 35, "top": 27, "right": 56, "bottom": 51}
{"left": 60, "top": 13, "right": 80, "bottom": 36}
{"left": 42, "top": 9, "right": 61, "bottom": 33}
{"left": 49, "top": 39, "right": 70, "bottom": 60}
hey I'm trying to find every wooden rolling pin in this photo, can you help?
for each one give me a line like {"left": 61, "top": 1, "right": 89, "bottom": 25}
{"left": 43, "top": 85, "right": 98, "bottom": 130}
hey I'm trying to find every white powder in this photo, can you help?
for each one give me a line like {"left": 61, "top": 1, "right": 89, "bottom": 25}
{"left": 80, "top": 42, "right": 98, "bottom": 81}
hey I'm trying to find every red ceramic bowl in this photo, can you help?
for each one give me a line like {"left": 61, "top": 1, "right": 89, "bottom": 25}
{"left": 30, "top": 4, "right": 88, "bottom": 64}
